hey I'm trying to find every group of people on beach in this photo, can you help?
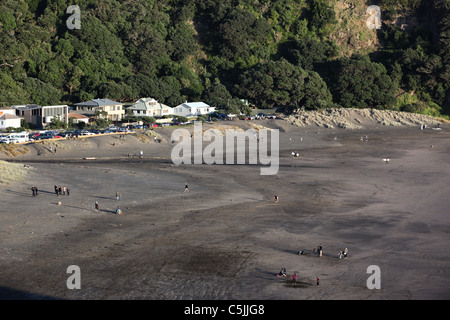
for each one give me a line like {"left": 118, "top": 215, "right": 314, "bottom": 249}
{"left": 338, "top": 247, "right": 349, "bottom": 259}
{"left": 284, "top": 244, "right": 349, "bottom": 287}
{"left": 277, "top": 267, "right": 320, "bottom": 287}
{"left": 54, "top": 185, "right": 69, "bottom": 196}
{"left": 309, "top": 244, "right": 349, "bottom": 259}
{"left": 95, "top": 201, "right": 120, "bottom": 213}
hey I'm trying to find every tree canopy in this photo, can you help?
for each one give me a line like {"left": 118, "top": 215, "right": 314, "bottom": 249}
{"left": 0, "top": 0, "right": 448, "bottom": 116}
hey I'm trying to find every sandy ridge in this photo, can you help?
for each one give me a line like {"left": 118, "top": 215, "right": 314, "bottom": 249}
{"left": 286, "top": 108, "right": 445, "bottom": 129}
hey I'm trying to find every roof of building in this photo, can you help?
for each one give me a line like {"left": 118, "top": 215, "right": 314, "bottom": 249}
{"left": 11, "top": 104, "right": 67, "bottom": 110}
{"left": 11, "top": 104, "right": 40, "bottom": 110}
{"left": 129, "top": 98, "right": 172, "bottom": 111}
{"left": 0, "top": 113, "right": 22, "bottom": 120}
{"left": 68, "top": 113, "right": 89, "bottom": 119}
{"left": 178, "top": 102, "right": 210, "bottom": 108}
{"left": 74, "top": 98, "right": 123, "bottom": 107}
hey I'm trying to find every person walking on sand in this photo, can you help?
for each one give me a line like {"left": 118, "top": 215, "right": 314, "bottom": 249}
{"left": 274, "top": 195, "right": 279, "bottom": 203}
{"left": 63, "top": 186, "right": 66, "bottom": 195}
{"left": 317, "top": 276, "right": 320, "bottom": 287}
{"left": 318, "top": 244, "right": 323, "bottom": 256}
{"left": 67, "top": 187, "right": 70, "bottom": 196}
{"left": 343, "top": 247, "right": 349, "bottom": 258}
{"left": 292, "top": 272, "right": 297, "bottom": 284}
{"left": 54, "top": 185, "right": 58, "bottom": 196}
{"left": 116, "top": 206, "right": 122, "bottom": 215}
{"left": 184, "top": 183, "right": 189, "bottom": 192}
{"left": 95, "top": 201, "right": 99, "bottom": 212}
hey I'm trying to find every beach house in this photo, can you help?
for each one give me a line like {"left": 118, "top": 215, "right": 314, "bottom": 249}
{"left": 73, "top": 98, "right": 125, "bottom": 122}
{"left": 12, "top": 104, "right": 69, "bottom": 129}
{"left": 173, "top": 102, "right": 215, "bottom": 118}
{"left": 0, "top": 107, "right": 22, "bottom": 130}
{"left": 128, "top": 98, "right": 174, "bottom": 118}
{"left": 68, "top": 113, "right": 90, "bottom": 125}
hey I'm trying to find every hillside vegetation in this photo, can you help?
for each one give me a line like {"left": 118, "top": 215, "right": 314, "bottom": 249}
{"left": 0, "top": 0, "right": 449, "bottom": 117}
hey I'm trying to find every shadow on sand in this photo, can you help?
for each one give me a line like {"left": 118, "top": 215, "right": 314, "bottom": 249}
{"left": 0, "top": 286, "right": 60, "bottom": 300}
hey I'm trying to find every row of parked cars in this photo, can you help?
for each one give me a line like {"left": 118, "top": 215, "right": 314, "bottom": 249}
{"left": 28, "top": 128, "right": 133, "bottom": 141}
{"left": 0, "top": 128, "right": 133, "bottom": 144}
{"left": 215, "top": 113, "right": 281, "bottom": 120}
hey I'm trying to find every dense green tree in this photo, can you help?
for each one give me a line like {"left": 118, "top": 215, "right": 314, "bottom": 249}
{"left": 23, "top": 77, "right": 62, "bottom": 105}
{"left": 327, "top": 55, "right": 397, "bottom": 109}
{"left": 235, "top": 59, "right": 332, "bottom": 110}
{"left": 305, "top": 0, "right": 336, "bottom": 37}
{"left": 217, "top": 8, "right": 271, "bottom": 61}
{"left": 278, "top": 38, "right": 338, "bottom": 70}
{"left": 202, "top": 78, "right": 232, "bottom": 109}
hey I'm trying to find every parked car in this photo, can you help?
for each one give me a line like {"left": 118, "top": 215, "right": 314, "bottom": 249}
{"left": 256, "top": 113, "right": 265, "bottom": 119}
{"left": 0, "top": 137, "right": 14, "bottom": 143}
{"left": 38, "top": 133, "right": 62, "bottom": 139}
{"left": 161, "top": 123, "right": 171, "bottom": 127}
{"left": 29, "top": 132, "right": 40, "bottom": 140}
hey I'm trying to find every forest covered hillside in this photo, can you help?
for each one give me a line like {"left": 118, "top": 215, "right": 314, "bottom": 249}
{"left": 0, "top": 0, "right": 449, "bottom": 117}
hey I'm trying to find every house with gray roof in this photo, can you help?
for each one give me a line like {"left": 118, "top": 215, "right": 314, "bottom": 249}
{"left": 73, "top": 98, "right": 125, "bottom": 122}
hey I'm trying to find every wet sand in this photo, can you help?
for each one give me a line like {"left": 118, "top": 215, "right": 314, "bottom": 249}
{"left": 0, "top": 120, "right": 449, "bottom": 300}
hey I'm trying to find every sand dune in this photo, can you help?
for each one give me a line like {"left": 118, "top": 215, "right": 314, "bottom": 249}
{"left": 286, "top": 108, "right": 444, "bottom": 129}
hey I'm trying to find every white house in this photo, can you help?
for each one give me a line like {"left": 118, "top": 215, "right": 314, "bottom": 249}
{"left": 173, "top": 102, "right": 215, "bottom": 118}
{"left": 68, "top": 113, "right": 90, "bottom": 125}
{"left": 0, "top": 108, "right": 22, "bottom": 130}
{"left": 127, "top": 98, "right": 173, "bottom": 117}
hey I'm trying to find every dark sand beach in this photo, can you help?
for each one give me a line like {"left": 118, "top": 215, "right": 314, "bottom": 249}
{"left": 0, "top": 118, "right": 449, "bottom": 300}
